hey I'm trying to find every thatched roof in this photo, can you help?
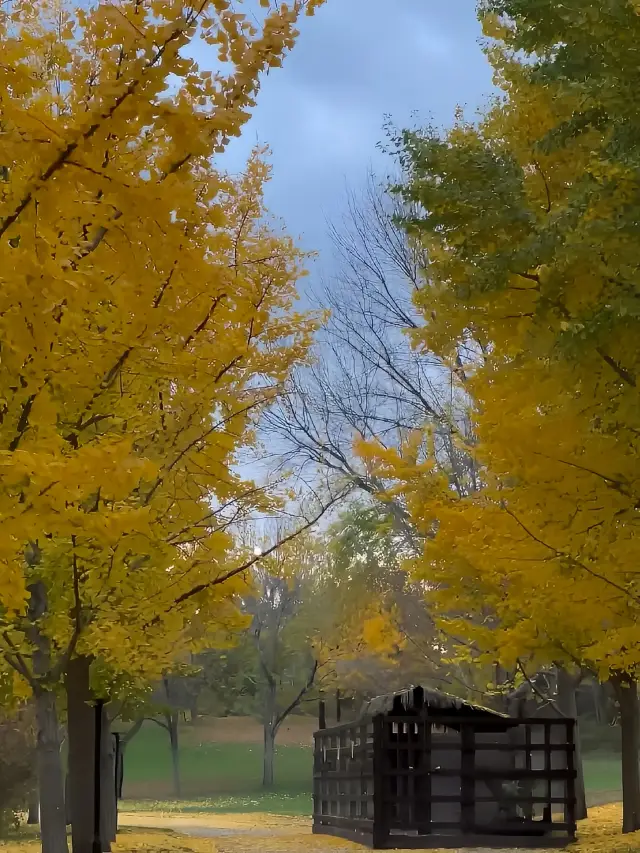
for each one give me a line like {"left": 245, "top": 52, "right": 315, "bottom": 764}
{"left": 359, "top": 685, "right": 510, "bottom": 720}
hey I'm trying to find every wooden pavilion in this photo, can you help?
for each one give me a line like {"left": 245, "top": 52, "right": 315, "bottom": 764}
{"left": 312, "top": 686, "right": 577, "bottom": 849}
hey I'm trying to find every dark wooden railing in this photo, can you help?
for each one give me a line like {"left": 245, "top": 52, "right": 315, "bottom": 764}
{"left": 313, "top": 718, "right": 379, "bottom": 846}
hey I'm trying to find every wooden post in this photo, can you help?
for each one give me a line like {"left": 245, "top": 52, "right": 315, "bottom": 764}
{"left": 523, "top": 723, "right": 533, "bottom": 820}
{"left": 92, "top": 699, "right": 104, "bottom": 853}
{"left": 312, "top": 733, "right": 320, "bottom": 827}
{"left": 565, "top": 719, "right": 577, "bottom": 839}
{"left": 113, "top": 732, "right": 121, "bottom": 834}
{"left": 372, "top": 715, "right": 386, "bottom": 849}
{"left": 336, "top": 689, "right": 341, "bottom": 724}
{"left": 113, "top": 734, "right": 122, "bottom": 800}
{"left": 543, "top": 720, "right": 552, "bottom": 825}
{"left": 460, "top": 723, "right": 475, "bottom": 835}
{"left": 418, "top": 716, "right": 431, "bottom": 835}
{"left": 66, "top": 656, "right": 98, "bottom": 851}
{"left": 413, "top": 686, "right": 425, "bottom": 711}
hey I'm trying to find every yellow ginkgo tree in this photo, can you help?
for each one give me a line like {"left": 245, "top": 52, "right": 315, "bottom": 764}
{"left": 0, "top": 1, "right": 326, "bottom": 851}
{"left": 360, "top": 0, "right": 640, "bottom": 834}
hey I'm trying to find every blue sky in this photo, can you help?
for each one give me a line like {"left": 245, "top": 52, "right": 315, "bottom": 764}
{"left": 206, "top": 1, "right": 495, "bottom": 282}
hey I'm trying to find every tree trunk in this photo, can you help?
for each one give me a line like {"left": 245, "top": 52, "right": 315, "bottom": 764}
{"left": 112, "top": 717, "right": 140, "bottom": 803}
{"left": 34, "top": 688, "right": 69, "bottom": 853}
{"left": 161, "top": 677, "right": 181, "bottom": 798}
{"left": 164, "top": 712, "right": 181, "bottom": 798}
{"left": 611, "top": 673, "right": 640, "bottom": 833}
{"left": 555, "top": 667, "right": 587, "bottom": 820}
{"left": 188, "top": 697, "right": 198, "bottom": 725}
{"left": 65, "top": 773, "right": 71, "bottom": 826}
{"left": 66, "top": 656, "right": 97, "bottom": 853}
{"left": 263, "top": 723, "right": 276, "bottom": 789}
{"left": 100, "top": 714, "right": 116, "bottom": 849}
{"left": 27, "top": 787, "right": 40, "bottom": 824}
{"left": 592, "top": 681, "right": 603, "bottom": 725}
{"left": 121, "top": 719, "right": 143, "bottom": 752}
{"left": 262, "top": 676, "right": 278, "bottom": 790}
{"left": 28, "top": 580, "right": 68, "bottom": 853}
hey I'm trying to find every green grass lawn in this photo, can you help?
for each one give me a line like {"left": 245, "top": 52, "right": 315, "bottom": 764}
{"left": 122, "top": 792, "right": 313, "bottom": 816}
{"left": 122, "top": 722, "right": 310, "bottom": 799}
{"left": 583, "top": 752, "right": 622, "bottom": 805}
{"left": 121, "top": 722, "right": 624, "bottom": 815}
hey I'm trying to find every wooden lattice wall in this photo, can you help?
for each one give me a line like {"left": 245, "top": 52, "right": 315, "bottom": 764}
{"left": 313, "top": 713, "right": 577, "bottom": 850}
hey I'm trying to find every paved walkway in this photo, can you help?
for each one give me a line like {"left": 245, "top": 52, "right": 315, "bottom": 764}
{"left": 120, "top": 813, "right": 361, "bottom": 850}
{"left": 119, "top": 812, "right": 522, "bottom": 852}
{"left": 120, "top": 812, "right": 307, "bottom": 838}
{"left": 213, "top": 838, "right": 359, "bottom": 852}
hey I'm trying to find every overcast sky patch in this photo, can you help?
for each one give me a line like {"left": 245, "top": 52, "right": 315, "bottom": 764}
{"left": 194, "top": 0, "right": 494, "bottom": 274}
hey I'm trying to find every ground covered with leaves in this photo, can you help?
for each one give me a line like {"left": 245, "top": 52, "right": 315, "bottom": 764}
{"left": 0, "top": 828, "right": 216, "bottom": 852}
{"left": 2, "top": 805, "right": 639, "bottom": 852}
{"left": 167, "top": 805, "right": 640, "bottom": 853}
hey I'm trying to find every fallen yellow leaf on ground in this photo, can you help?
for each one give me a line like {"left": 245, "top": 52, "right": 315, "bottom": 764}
{"left": 121, "top": 803, "right": 640, "bottom": 853}
{"left": 571, "top": 803, "right": 640, "bottom": 853}
{"left": 204, "top": 806, "right": 640, "bottom": 853}
{"left": 3, "top": 804, "right": 640, "bottom": 853}
{"left": 113, "top": 829, "right": 217, "bottom": 852}
{"left": 0, "top": 828, "right": 217, "bottom": 853}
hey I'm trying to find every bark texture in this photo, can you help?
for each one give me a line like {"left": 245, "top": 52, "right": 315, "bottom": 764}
{"left": 34, "top": 688, "right": 68, "bottom": 853}
{"left": 29, "top": 581, "right": 68, "bottom": 853}
{"left": 555, "top": 667, "right": 588, "bottom": 821}
{"left": 27, "top": 787, "right": 39, "bottom": 824}
{"left": 611, "top": 673, "right": 640, "bottom": 833}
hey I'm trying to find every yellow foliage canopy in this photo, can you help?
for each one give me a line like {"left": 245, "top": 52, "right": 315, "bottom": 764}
{"left": 0, "top": 0, "right": 325, "bottom": 691}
